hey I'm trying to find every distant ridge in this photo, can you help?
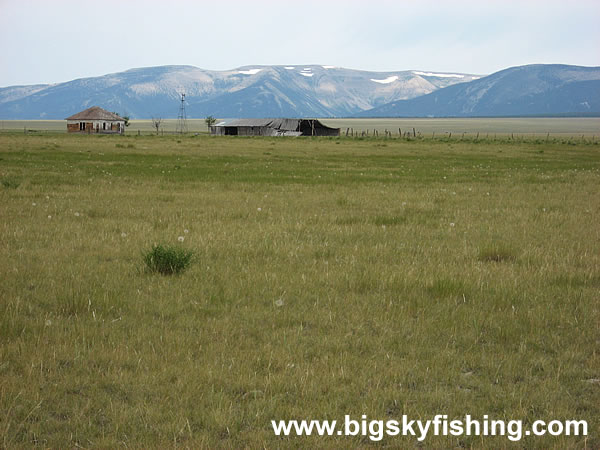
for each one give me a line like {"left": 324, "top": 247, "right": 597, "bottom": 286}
{"left": 1, "top": 64, "right": 598, "bottom": 119}
{"left": 0, "top": 65, "right": 480, "bottom": 119}
{"left": 357, "top": 64, "right": 600, "bottom": 118}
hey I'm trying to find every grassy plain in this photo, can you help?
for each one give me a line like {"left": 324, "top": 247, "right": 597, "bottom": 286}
{"left": 1, "top": 133, "right": 599, "bottom": 448}
{"left": 325, "top": 117, "right": 600, "bottom": 138}
{"left": 2, "top": 117, "right": 599, "bottom": 137}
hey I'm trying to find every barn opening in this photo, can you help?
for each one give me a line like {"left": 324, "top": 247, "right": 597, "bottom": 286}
{"left": 211, "top": 119, "right": 340, "bottom": 137}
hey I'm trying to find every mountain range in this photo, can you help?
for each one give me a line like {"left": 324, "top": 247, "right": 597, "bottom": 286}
{"left": 358, "top": 64, "right": 600, "bottom": 117}
{"left": 0, "top": 64, "right": 598, "bottom": 119}
{"left": 0, "top": 65, "right": 479, "bottom": 119}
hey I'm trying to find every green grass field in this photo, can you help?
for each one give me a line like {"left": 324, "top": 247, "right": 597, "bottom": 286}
{"left": 1, "top": 133, "right": 599, "bottom": 448}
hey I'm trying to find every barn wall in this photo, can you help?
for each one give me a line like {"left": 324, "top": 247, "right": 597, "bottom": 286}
{"left": 313, "top": 128, "right": 340, "bottom": 137}
{"left": 211, "top": 121, "right": 340, "bottom": 137}
{"left": 237, "top": 126, "right": 275, "bottom": 136}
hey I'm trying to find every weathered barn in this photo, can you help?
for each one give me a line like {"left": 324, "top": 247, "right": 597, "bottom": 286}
{"left": 66, "top": 106, "right": 125, "bottom": 134}
{"left": 211, "top": 119, "right": 340, "bottom": 137}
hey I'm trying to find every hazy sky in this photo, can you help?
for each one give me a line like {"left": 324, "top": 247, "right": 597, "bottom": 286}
{"left": 0, "top": 0, "right": 598, "bottom": 87}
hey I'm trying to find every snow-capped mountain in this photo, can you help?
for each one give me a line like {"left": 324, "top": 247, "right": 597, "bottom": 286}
{"left": 358, "top": 64, "right": 600, "bottom": 117}
{"left": 0, "top": 65, "right": 480, "bottom": 119}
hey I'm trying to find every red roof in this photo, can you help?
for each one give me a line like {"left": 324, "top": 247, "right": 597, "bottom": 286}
{"left": 66, "top": 106, "right": 124, "bottom": 121}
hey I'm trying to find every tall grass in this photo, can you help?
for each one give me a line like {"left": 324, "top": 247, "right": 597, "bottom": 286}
{"left": 477, "top": 242, "right": 518, "bottom": 263}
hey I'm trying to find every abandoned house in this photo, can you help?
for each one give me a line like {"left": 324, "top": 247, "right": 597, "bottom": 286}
{"left": 210, "top": 118, "right": 340, "bottom": 137}
{"left": 66, "top": 106, "right": 126, "bottom": 134}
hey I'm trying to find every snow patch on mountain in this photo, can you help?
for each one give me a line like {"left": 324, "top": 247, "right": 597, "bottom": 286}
{"left": 413, "top": 71, "right": 464, "bottom": 78}
{"left": 371, "top": 76, "right": 398, "bottom": 84}
{"left": 239, "top": 69, "right": 263, "bottom": 75}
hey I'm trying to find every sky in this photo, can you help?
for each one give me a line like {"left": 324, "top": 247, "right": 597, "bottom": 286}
{"left": 0, "top": 0, "right": 598, "bottom": 87}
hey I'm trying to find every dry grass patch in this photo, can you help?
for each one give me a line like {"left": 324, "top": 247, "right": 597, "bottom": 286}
{"left": 477, "top": 242, "right": 519, "bottom": 263}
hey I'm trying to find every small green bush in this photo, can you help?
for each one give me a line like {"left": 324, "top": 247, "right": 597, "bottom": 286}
{"left": 1, "top": 178, "right": 20, "bottom": 189}
{"left": 373, "top": 215, "right": 407, "bottom": 226}
{"left": 427, "top": 278, "right": 469, "bottom": 298}
{"left": 143, "top": 244, "right": 194, "bottom": 275}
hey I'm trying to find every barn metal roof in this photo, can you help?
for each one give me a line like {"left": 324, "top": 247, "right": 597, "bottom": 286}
{"left": 65, "top": 106, "right": 125, "bottom": 121}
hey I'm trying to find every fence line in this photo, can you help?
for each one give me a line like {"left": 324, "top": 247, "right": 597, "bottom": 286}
{"left": 0, "top": 126, "right": 597, "bottom": 144}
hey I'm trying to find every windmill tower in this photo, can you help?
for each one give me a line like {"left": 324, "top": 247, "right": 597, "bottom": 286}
{"left": 176, "top": 92, "right": 188, "bottom": 134}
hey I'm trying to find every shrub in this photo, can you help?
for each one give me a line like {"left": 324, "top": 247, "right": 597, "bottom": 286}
{"left": 1, "top": 178, "right": 20, "bottom": 189}
{"left": 143, "top": 244, "right": 194, "bottom": 275}
{"left": 427, "top": 278, "right": 468, "bottom": 298}
{"left": 373, "top": 215, "right": 407, "bottom": 226}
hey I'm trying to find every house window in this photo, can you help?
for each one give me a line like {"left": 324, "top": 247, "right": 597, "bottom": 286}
{"left": 79, "top": 122, "right": 85, "bottom": 131}
{"left": 103, "top": 123, "right": 106, "bottom": 130}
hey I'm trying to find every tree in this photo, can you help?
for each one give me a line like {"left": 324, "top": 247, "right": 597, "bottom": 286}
{"left": 205, "top": 115, "right": 216, "bottom": 132}
{"left": 151, "top": 117, "right": 162, "bottom": 135}
{"left": 114, "top": 112, "right": 130, "bottom": 127}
